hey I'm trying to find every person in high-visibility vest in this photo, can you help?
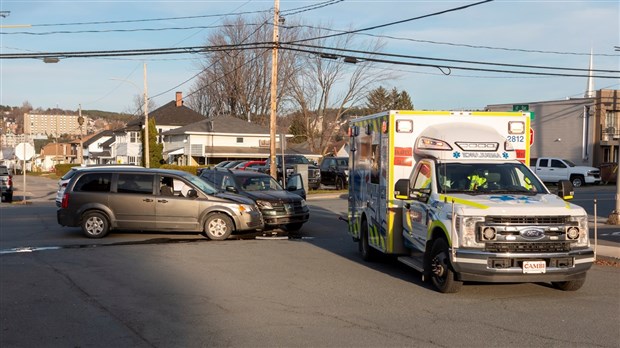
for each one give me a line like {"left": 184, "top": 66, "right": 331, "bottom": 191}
{"left": 468, "top": 170, "right": 487, "bottom": 190}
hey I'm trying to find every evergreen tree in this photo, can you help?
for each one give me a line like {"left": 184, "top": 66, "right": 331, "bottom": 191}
{"left": 142, "top": 118, "right": 163, "bottom": 168}
{"left": 366, "top": 86, "right": 414, "bottom": 113}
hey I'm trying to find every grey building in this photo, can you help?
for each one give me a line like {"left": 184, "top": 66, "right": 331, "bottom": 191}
{"left": 486, "top": 89, "right": 619, "bottom": 168}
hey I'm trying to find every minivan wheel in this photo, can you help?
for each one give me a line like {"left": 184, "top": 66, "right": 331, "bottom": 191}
{"left": 81, "top": 211, "right": 110, "bottom": 238}
{"left": 204, "top": 213, "right": 233, "bottom": 241}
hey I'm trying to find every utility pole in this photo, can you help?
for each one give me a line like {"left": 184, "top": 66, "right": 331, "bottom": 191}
{"left": 269, "top": 0, "right": 280, "bottom": 179}
{"left": 78, "top": 105, "right": 84, "bottom": 164}
{"left": 143, "top": 62, "right": 150, "bottom": 168}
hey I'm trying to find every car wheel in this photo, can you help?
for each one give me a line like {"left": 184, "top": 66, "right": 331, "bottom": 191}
{"left": 81, "top": 211, "right": 110, "bottom": 238}
{"left": 359, "top": 218, "right": 377, "bottom": 261}
{"left": 335, "top": 177, "right": 344, "bottom": 190}
{"left": 430, "top": 238, "right": 462, "bottom": 293}
{"left": 204, "top": 213, "right": 233, "bottom": 241}
{"left": 570, "top": 175, "right": 584, "bottom": 188}
{"left": 551, "top": 278, "right": 586, "bottom": 291}
{"left": 284, "top": 222, "right": 304, "bottom": 232}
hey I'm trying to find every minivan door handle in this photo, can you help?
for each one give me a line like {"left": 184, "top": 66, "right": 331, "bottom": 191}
{"left": 143, "top": 198, "right": 153, "bottom": 202}
{"left": 157, "top": 199, "right": 168, "bottom": 203}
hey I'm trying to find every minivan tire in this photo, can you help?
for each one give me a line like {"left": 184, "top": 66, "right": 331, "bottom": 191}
{"left": 81, "top": 211, "right": 110, "bottom": 238}
{"left": 204, "top": 213, "right": 233, "bottom": 241}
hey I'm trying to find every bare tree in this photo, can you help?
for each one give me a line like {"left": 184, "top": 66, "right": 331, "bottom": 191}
{"left": 187, "top": 15, "right": 301, "bottom": 126}
{"left": 288, "top": 26, "right": 393, "bottom": 155}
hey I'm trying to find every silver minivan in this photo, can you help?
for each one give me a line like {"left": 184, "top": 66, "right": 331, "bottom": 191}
{"left": 57, "top": 167, "right": 263, "bottom": 240}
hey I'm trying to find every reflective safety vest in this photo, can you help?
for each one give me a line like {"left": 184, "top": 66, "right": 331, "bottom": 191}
{"left": 468, "top": 174, "right": 487, "bottom": 190}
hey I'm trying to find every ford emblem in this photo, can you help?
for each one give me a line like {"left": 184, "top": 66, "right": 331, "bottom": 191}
{"left": 520, "top": 229, "right": 545, "bottom": 239}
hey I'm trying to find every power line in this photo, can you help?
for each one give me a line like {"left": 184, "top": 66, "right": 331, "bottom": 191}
{"left": 285, "top": 43, "right": 620, "bottom": 74}
{"left": 286, "top": 0, "right": 494, "bottom": 44}
{"left": 281, "top": 0, "right": 344, "bottom": 16}
{"left": 280, "top": 23, "right": 620, "bottom": 57}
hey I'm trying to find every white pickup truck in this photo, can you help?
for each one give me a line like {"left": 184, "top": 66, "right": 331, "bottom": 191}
{"left": 531, "top": 157, "right": 601, "bottom": 187}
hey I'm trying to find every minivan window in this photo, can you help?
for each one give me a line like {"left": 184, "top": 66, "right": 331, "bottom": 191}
{"left": 74, "top": 173, "right": 112, "bottom": 192}
{"left": 118, "top": 173, "right": 153, "bottom": 194}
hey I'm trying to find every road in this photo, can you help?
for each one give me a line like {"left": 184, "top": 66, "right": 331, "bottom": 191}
{"left": 0, "top": 176, "right": 619, "bottom": 347}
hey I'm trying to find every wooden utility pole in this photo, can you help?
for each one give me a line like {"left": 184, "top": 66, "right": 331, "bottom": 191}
{"left": 143, "top": 62, "right": 150, "bottom": 168}
{"left": 269, "top": 0, "right": 280, "bottom": 179}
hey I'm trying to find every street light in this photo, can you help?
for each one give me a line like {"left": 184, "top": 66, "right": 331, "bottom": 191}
{"left": 110, "top": 63, "right": 150, "bottom": 168}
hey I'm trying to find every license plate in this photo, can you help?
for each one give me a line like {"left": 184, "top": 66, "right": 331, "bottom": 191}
{"left": 523, "top": 260, "right": 546, "bottom": 274}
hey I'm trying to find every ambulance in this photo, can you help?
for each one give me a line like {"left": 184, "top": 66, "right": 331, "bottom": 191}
{"left": 347, "top": 110, "right": 594, "bottom": 293}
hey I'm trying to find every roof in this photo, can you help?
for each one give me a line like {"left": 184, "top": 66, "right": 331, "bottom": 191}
{"left": 127, "top": 101, "right": 205, "bottom": 127}
{"left": 83, "top": 130, "right": 114, "bottom": 147}
{"left": 163, "top": 115, "right": 270, "bottom": 135}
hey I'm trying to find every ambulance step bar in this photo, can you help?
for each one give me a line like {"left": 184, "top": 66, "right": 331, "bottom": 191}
{"left": 397, "top": 256, "right": 425, "bottom": 273}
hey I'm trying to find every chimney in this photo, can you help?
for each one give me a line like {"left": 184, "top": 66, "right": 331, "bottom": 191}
{"left": 176, "top": 91, "right": 183, "bottom": 107}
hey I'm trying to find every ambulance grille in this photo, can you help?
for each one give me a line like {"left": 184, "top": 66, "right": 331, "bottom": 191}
{"left": 486, "top": 216, "right": 569, "bottom": 224}
{"left": 485, "top": 242, "right": 570, "bottom": 253}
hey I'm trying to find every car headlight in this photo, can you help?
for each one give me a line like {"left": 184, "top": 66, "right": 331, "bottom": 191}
{"left": 344, "top": 170, "right": 349, "bottom": 177}
{"left": 458, "top": 216, "right": 485, "bottom": 248}
{"left": 236, "top": 204, "right": 257, "bottom": 213}
{"left": 300, "top": 199, "right": 307, "bottom": 207}
{"left": 569, "top": 215, "right": 589, "bottom": 247}
{"left": 256, "top": 200, "right": 273, "bottom": 209}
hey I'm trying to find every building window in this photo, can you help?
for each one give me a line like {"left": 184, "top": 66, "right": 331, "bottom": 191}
{"left": 130, "top": 132, "right": 139, "bottom": 143}
{"left": 128, "top": 156, "right": 137, "bottom": 165}
{"left": 237, "top": 137, "right": 244, "bottom": 143}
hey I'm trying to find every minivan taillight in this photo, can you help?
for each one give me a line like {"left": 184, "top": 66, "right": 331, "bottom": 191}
{"left": 7, "top": 175, "right": 12, "bottom": 187}
{"left": 61, "top": 193, "right": 69, "bottom": 209}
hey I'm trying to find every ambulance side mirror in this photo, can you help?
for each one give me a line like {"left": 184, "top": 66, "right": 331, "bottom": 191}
{"left": 394, "top": 179, "right": 411, "bottom": 199}
{"left": 557, "top": 180, "right": 574, "bottom": 200}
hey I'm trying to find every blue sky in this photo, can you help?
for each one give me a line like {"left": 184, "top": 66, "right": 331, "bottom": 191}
{"left": 1, "top": 0, "right": 618, "bottom": 114}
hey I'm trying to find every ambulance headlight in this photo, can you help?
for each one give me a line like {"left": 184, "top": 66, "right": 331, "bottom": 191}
{"left": 458, "top": 216, "right": 485, "bottom": 248}
{"left": 568, "top": 215, "right": 589, "bottom": 247}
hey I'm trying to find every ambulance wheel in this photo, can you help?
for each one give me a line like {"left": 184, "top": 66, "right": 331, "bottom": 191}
{"left": 430, "top": 238, "right": 462, "bottom": 293}
{"left": 359, "top": 219, "right": 376, "bottom": 261}
{"left": 551, "top": 278, "right": 585, "bottom": 291}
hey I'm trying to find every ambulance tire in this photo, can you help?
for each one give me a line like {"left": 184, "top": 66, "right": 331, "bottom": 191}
{"left": 551, "top": 278, "right": 585, "bottom": 291}
{"left": 359, "top": 219, "right": 377, "bottom": 262}
{"left": 430, "top": 238, "right": 462, "bottom": 293}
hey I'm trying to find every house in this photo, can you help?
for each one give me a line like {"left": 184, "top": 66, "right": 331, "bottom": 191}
{"left": 162, "top": 115, "right": 319, "bottom": 166}
{"left": 119, "top": 91, "right": 207, "bottom": 166}
{"left": 83, "top": 130, "right": 115, "bottom": 164}
{"left": 39, "top": 142, "right": 76, "bottom": 171}
{"left": 486, "top": 89, "right": 619, "bottom": 168}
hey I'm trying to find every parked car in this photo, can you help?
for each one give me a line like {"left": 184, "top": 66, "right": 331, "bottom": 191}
{"left": 222, "top": 160, "right": 245, "bottom": 169}
{"left": 0, "top": 165, "right": 13, "bottom": 203}
{"left": 55, "top": 164, "right": 142, "bottom": 207}
{"left": 530, "top": 157, "right": 601, "bottom": 187}
{"left": 237, "top": 160, "right": 266, "bottom": 171}
{"left": 214, "top": 161, "right": 231, "bottom": 168}
{"left": 260, "top": 155, "right": 321, "bottom": 190}
{"left": 199, "top": 168, "right": 309, "bottom": 232}
{"left": 57, "top": 167, "right": 263, "bottom": 239}
{"left": 319, "top": 156, "right": 349, "bottom": 190}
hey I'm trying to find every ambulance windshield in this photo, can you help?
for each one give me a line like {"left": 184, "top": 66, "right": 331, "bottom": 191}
{"left": 436, "top": 162, "right": 545, "bottom": 195}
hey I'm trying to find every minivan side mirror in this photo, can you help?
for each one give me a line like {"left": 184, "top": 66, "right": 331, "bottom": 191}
{"left": 186, "top": 189, "right": 198, "bottom": 198}
{"left": 557, "top": 180, "right": 574, "bottom": 200}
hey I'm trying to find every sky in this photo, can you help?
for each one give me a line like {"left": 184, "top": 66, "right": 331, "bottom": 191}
{"left": 0, "top": 0, "right": 618, "bottom": 115}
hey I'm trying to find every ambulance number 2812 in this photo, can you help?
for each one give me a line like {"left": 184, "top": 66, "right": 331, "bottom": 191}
{"left": 507, "top": 135, "right": 525, "bottom": 143}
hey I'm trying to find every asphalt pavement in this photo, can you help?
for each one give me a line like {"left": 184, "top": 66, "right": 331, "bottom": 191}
{"left": 4, "top": 174, "right": 619, "bottom": 260}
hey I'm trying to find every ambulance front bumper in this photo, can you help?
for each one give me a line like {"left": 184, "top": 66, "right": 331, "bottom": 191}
{"left": 452, "top": 248, "right": 594, "bottom": 282}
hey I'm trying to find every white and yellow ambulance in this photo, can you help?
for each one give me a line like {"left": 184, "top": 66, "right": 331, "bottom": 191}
{"left": 347, "top": 110, "right": 593, "bottom": 293}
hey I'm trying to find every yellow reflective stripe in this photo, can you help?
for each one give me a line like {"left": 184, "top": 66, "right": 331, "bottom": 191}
{"left": 438, "top": 194, "right": 489, "bottom": 209}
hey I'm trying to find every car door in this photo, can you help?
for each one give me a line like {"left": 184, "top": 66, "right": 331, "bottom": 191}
{"left": 321, "top": 158, "right": 336, "bottom": 185}
{"left": 535, "top": 158, "right": 552, "bottom": 182}
{"left": 110, "top": 173, "right": 157, "bottom": 230}
{"left": 550, "top": 159, "right": 568, "bottom": 182}
{"left": 155, "top": 175, "right": 200, "bottom": 231}
{"left": 285, "top": 173, "right": 306, "bottom": 199}
{"left": 402, "top": 160, "right": 433, "bottom": 253}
